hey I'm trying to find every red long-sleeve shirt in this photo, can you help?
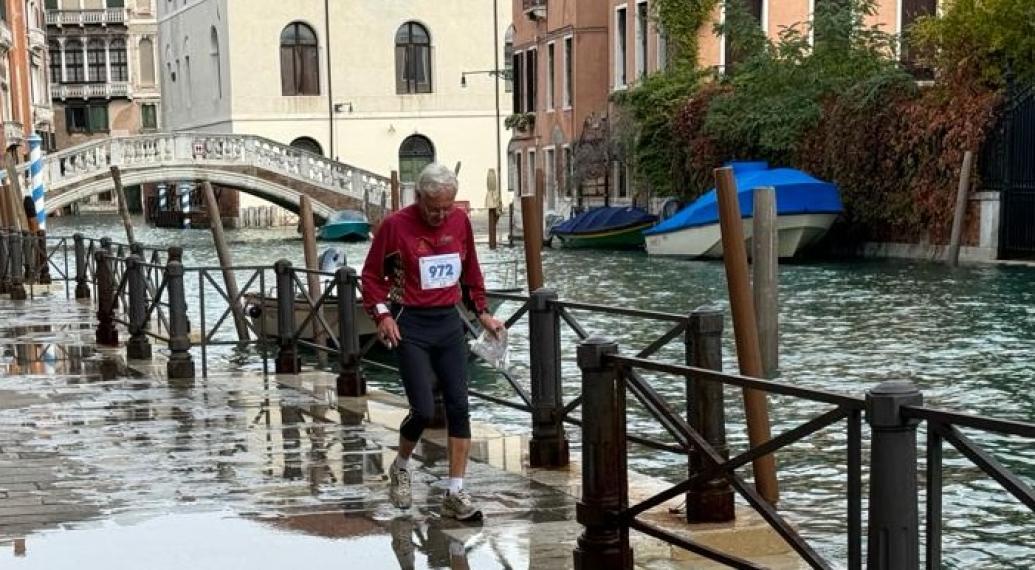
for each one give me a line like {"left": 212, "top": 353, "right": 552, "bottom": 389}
{"left": 361, "top": 204, "right": 488, "bottom": 321}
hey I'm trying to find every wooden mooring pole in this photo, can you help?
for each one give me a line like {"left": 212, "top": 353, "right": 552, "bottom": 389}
{"left": 110, "top": 166, "right": 135, "bottom": 245}
{"left": 390, "top": 170, "right": 401, "bottom": 212}
{"left": 520, "top": 170, "right": 546, "bottom": 291}
{"left": 201, "top": 181, "right": 250, "bottom": 342}
{"left": 946, "top": 150, "right": 974, "bottom": 267}
{"left": 752, "top": 186, "right": 778, "bottom": 379}
{"left": 714, "top": 166, "right": 779, "bottom": 505}
{"left": 298, "top": 196, "right": 325, "bottom": 360}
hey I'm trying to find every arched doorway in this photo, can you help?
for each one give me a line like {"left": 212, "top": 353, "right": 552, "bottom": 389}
{"left": 290, "top": 136, "right": 323, "bottom": 156}
{"left": 398, "top": 134, "right": 435, "bottom": 187}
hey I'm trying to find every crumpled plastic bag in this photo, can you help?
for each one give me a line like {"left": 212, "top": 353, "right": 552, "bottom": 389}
{"left": 469, "top": 328, "right": 510, "bottom": 370}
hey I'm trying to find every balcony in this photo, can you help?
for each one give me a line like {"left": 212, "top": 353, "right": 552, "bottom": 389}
{"left": 522, "top": 0, "right": 546, "bottom": 20}
{"left": 51, "top": 82, "right": 132, "bottom": 100}
{"left": 3, "top": 121, "right": 25, "bottom": 149}
{"left": 0, "top": 19, "right": 13, "bottom": 50}
{"left": 46, "top": 8, "right": 127, "bottom": 27}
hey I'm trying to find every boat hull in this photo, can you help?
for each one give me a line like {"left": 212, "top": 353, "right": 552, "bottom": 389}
{"left": 317, "top": 222, "right": 370, "bottom": 241}
{"left": 553, "top": 222, "right": 654, "bottom": 249}
{"left": 645, "top": 213, "right": 838, "bottom": 258}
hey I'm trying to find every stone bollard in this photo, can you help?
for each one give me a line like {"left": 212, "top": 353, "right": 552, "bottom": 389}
{"left": 94, "top": 250, "right": 118, "bottom": 346}
{"left": 274, "top": 259, "right": 300, "bottom": 374}
{"left": 9, "top": 231, "right": 26, "bottom": 301}
{"left": 335, "top": 266, "right": 364, "bottom": 396}
{"left": 866, "top": 381, "right": 922, "bottom": 569}
{"left": 73, "top": 233, "right": 91, "bottom": 300}
{"left": 0, "top": 231, "right": 10, "bottom": 295}
{"left": 166, "top": 259, "right": 195, "bottom": 380}
{"left": 574, "top": 336, "right": 632, "bottom": 570}
{"left": 529, "top": 288, "right": 569, "bottom": 467}
{"left": 125, "top": 254, "right": 151, "bottom": 360}
{"left": 22, "top": 230, "right": 35, "bottom": 285}
{"left": 685, "top": 307, "right": 735, "bottom": 523}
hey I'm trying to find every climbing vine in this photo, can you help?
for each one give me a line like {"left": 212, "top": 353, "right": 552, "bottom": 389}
{"left": 651, "top": 0, "right": 721, "bottom": 67}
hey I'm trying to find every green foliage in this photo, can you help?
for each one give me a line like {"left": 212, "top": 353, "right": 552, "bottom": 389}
{"left": 611, "top": 66, "right": 708, "bottom": 197}
{"left": 703, "top": 0, "right": 911, "bottom": 165}
{"left": 504, "top": 112, "right": 535, "bottom": 132}
{"left": 651, "top": 0, "right": 721, "bottom": 67}
{"left": 912, "top": 0, "right": 1035, "bottom": 87}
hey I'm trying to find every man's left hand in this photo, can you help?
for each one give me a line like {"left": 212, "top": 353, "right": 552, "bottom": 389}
{"left": 478, "top": 313, "right": 505, "bottom": 338}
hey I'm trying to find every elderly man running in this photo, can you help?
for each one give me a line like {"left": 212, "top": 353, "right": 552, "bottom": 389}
{"left": 362, "top": 163, "right": 503, "bottom": 520}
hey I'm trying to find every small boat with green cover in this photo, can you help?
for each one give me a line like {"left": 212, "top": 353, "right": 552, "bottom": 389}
{"left": 549, "top": 206, "right": 658, "bottom": 249}
{"left": 318, "top": 210, "right": 370, "bottom": 241}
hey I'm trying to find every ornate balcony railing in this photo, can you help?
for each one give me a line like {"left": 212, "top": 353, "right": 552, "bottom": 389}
{"left": 46, "top": 8, "right": 127, "bottom": 27}
{"left": 51, "top": 82, "right": 132, "bottom": 100}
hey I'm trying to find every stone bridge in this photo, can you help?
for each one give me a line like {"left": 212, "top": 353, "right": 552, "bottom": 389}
{"left": 8, "top": 133, "right": 392, "bottom": 221}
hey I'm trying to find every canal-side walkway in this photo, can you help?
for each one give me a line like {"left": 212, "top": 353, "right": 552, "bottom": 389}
{"left": 0, "top": 291, "right": 804, "bottom": 569}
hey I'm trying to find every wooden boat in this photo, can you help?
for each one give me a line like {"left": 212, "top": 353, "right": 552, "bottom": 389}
{"left": 644, "top": 163, "right": 843, "bottom": 259}
{"left": 549, "top": 206, "right": 657, "bottom": 249}
{"left": 317, "top": 210, "right": 370, "bottom": 241}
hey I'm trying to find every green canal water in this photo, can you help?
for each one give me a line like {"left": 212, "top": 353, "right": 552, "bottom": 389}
{"left": 51, "top": 214, "right": 1035, "bottom": 568}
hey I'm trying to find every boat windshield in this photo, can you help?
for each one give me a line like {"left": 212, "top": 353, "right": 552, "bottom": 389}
{"left": 327, "top": 210, "right": 368, "bottom": 223}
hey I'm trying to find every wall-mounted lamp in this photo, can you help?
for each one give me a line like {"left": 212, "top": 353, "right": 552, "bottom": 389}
{"left": 460, "top": 69, "right": 512, "bottom": 88}
{"left": 333, "top": 102, "right": 353, "bottom": 113}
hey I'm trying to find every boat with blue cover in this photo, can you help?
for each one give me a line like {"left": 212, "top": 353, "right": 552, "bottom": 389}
{"left": 644, "top": 162, "right": 843, "bottom": 258}
{"left": 317, "top": 210, "right": 370, "bottom": 241}
{"left": 549, "top": 206, "right": 658, "bottom": 249}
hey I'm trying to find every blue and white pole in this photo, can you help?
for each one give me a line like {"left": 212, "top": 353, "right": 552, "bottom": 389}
{"left": 179, "top": 183, "right": 191, "bottom": 229}
{"left": 28, "top": 134, "right": 45, "bottom": 230}
{"left": 157, "top": 183, "right": 168, "bottom": 212}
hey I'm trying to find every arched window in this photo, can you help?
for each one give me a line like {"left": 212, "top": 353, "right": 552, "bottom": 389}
{"left": 210, "top": 27, "right": 221, "bottom": 98}
{"left": 291, "top": 136, "right": 323, "bottom": 156}
{"left": 395, "top": 22, "right": 431, "bottom": 94}
{"left": 280, "top": 22, "right": 319, "bottom": 96}
{"left": 110, "top": 39, "right": 128, "bottom": 82}
{"left": 48, "top": 41, "right": 62, "bottom": 84}
{"left": 87, "top": 39, "right": 106, "bottom": 82}
{"left": 398, "top": 135, "right": 435, "bottom": 185}
{"left": 139, "top": 38, "right": 155, "bottom": 86}
{"left": 65, "top": 40, "right": 84, "bottom": 83}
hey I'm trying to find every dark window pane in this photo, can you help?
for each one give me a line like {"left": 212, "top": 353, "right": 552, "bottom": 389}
{"left": 88, "top": 105, "right": 108, "bottom": 132}
{"left": 396, "top": 22, "right": 433, "bottom": 95}
{"left": 142, "top": 104, "right": 157, "bottom": 129}
{"left": 399, "top": 135, "right": 435, "bottom": 184}
{"left": 87, "top": 41, "right": 106, "bottom": 82}
{"left": 65, "top": 42, "right": 84, "bottom": 83}
{"left": 280, "top": 46, "right": 295, "bottom": 95}
{"left": 281, "top": 23, "right": 319, "bottom": 96}
{"left": 512, "top": 54, "right": 523, "bottom": 112}
{"left": 395, "top": 45, "right": 408, "bottom": 93}
{"left": 301, "top": 46, "right": 319, "bottom": 94}
{"left": 107, "top": 0, "right": 124, "bottom": 7}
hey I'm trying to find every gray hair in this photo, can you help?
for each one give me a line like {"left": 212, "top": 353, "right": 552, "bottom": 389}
{"left": 416, "top": 163, "right": 458, "bottom": 197}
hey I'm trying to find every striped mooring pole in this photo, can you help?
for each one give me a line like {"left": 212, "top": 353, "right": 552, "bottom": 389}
{"left": 158, "top": 183, "right": 168, "bottom": 211}
{"left": 28, "top": 133, "right": 45, "bottom": 230}
{"left": 179, "top": 183, "right": 191, "bottom": 229}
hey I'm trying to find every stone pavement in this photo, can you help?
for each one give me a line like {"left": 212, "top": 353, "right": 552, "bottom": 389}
{"left": 0, "top": 290, "right": 804, "bottom": 569}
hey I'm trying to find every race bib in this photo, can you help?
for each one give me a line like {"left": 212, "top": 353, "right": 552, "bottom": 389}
{"left": 419, "top": 253, "right": 462, "bottom": 290}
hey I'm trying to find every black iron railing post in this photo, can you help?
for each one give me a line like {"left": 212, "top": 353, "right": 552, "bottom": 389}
{"left": 22, "top": 230, "right": 35, "bottom": 285}
{"left": 166, "top": 258, "right": 195, "bottom": 380}
{"left": 686, "top": 307, "right": 735, "bottom": 522}
{"left": 73, "top": 233, "right": 90, "bottom": 299}
{"left": 8, "top": 231, "right": 26, "bottom": 300}
{"left": 335, "top": 266, "right": 364, "bottom": 396}
{"left": 0, "top": 230, "right": 10, "bottom": 295}
{"left": 125, "top": 254, "right": 151, "bottom": 360}
{"left": 94, "top": 250, "right": 118, "bottom": 346}
{"left": 574, "top": 336, "right": 632, "bottom": 570}
{"left": 36, "top": 230, "right": 51, "bottom": 285}
{"left": 274, "top": 259, "right": 300, "bottom": 374}
{"left": 529, "top": 288, "right": 569, "bottom": 467}
{"left": 866, "top": 381, "right": 922, "bottom": 569}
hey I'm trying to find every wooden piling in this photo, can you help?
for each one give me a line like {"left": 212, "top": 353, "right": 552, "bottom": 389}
{"left": 201, "top": 181, "right": 250, "bottom": 342}
{"left": 487, "top": 169, "right": 499, "bottom": 250}
{"left": 298, "top": 196, "right": 325, "bottom": 353}
{"left": 390, "top": 170, "right": 401, "bottom": 212}
{"left": 520, "top": 170, "right": 546, "bottom": 291}
{"left": 714, "top": 166, "right": 779, "bottom": 506}
{"left": 947, "top": 150, "right": 974, "bottom": 267}
{"left": 110, "top": 166, "right": 135, "bottom": 245}
{"left": 752, "top": 187, "right": 778, "bottom": 379}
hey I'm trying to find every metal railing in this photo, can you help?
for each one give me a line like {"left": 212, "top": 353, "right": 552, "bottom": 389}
{"left": 6, "top": 232, "right": 1034, "bottom": 568}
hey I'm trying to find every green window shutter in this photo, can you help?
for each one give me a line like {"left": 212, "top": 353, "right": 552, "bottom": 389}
{"left": 88, "top": 105, "right": 108, "bottom": 133}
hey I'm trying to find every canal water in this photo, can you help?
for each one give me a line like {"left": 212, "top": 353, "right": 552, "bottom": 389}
{"left": 51, "top": 214, "right": 1035, "bottom": 568}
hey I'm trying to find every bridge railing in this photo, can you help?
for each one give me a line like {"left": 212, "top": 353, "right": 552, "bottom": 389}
{"left": 12, "top": 234, "right": 1035, "bottom": 568}
{"left": 42, "top": 132, "right": 392, "bottom": 214}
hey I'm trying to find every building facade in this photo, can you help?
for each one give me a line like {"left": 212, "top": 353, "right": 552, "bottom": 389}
{"left": 1, "top": 0, "right": 55, "bottom": 158}
{"left": 45, "top": 0, "right": 162, "bottom": 151}
{"left": 158, "top": 0, "right": 512, "bottom": 209}
{"left": 510, "top": 0, "right": 939, "bottom": 215}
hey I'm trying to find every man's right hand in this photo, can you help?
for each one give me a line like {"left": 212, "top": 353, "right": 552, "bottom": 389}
{"left": 378, "top": 316, "right": 402, "bottom": 349}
